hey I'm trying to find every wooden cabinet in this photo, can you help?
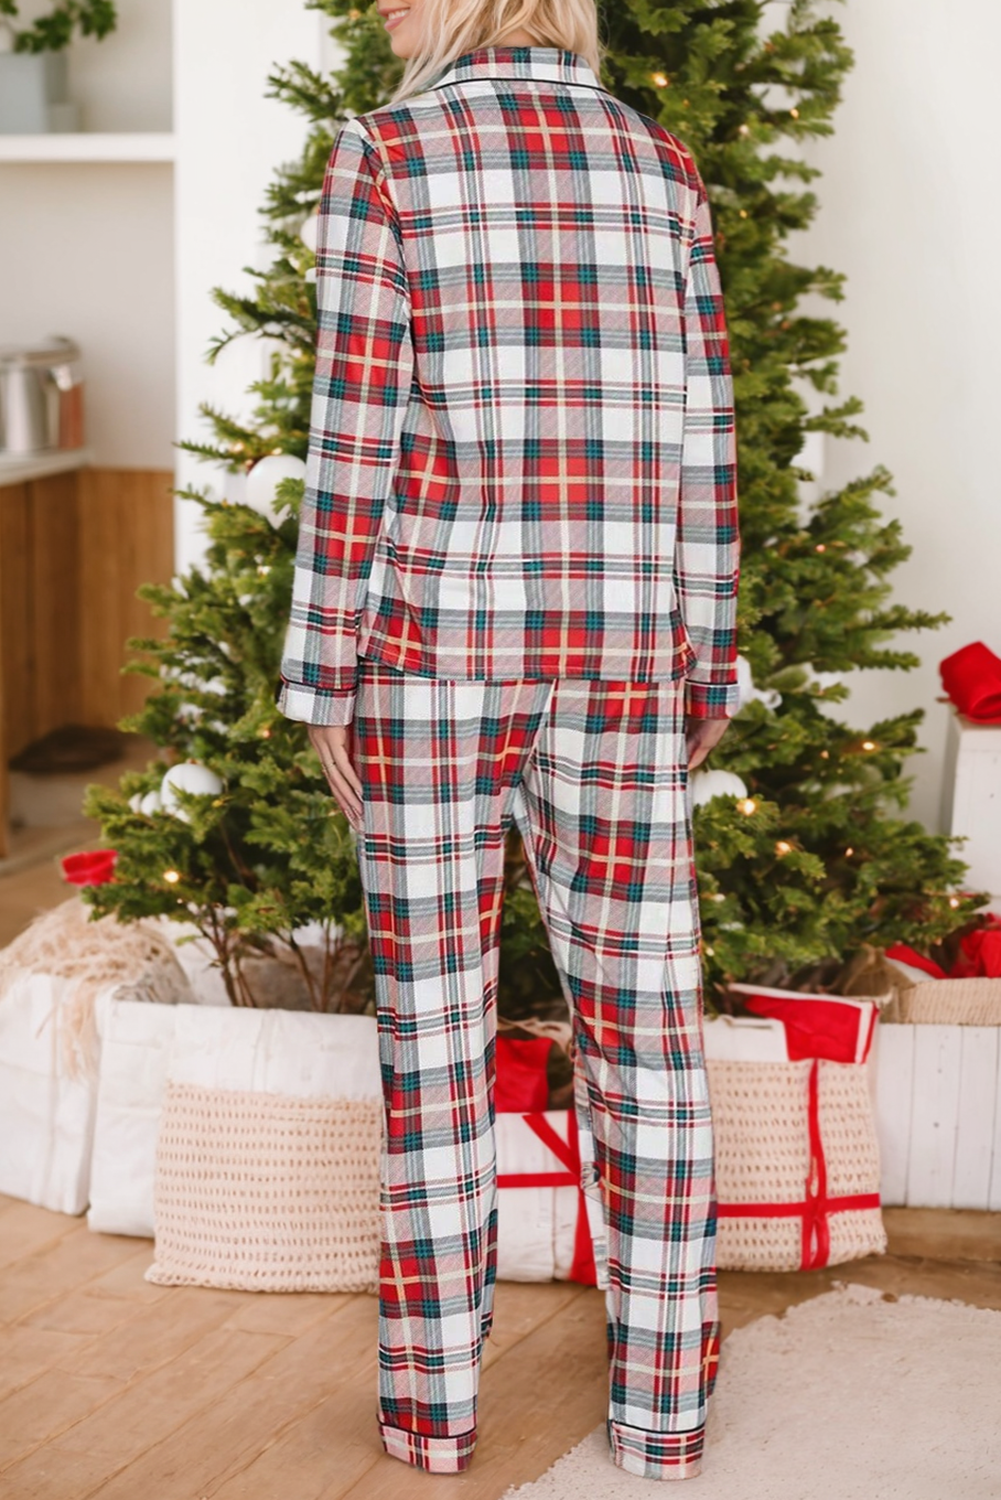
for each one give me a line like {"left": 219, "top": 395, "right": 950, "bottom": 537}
{"left": 0, "top": 464, "right": 173, "bottom": 856}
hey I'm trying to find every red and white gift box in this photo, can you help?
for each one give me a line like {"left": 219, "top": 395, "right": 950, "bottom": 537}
{"left": 494, "top": 1035, "right": 598, "bottom": 1286}
{"left": 705, "top": 986, "right": 887, "bottom": 1273}
{"left": 495, "top": 1107, "right": 598, "bottom": 1285}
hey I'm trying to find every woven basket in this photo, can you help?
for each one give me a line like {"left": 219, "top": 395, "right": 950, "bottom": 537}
{"left": 146, "top": 1081, "right": 383, "bottom": 1292}
{"left": 707, "top": 1057, "right": 886, "bottom": 1273}
{"left": 881, "top": 977, "right": 1001, "bottom": 1026}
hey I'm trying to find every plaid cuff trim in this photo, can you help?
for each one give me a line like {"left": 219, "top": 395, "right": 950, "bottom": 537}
{"left": 274, "top": 678, "right": 357, "bottom": 727}
{"left": 608, "top": 1419, "right": 705, "bottom": 1479}
{"left": 378, "top": 1419, "right": 477, "bottom": 1473}
{"left": 685, "top": 678, "right": 740, "bottom": 719}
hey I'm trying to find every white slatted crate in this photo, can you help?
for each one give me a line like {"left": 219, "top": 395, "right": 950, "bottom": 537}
{"left": 940, "top": 710, "right": 1001, "bottom": 903}
{"left": 875, "top": 1021, "right": 1001, "bottom": 1209}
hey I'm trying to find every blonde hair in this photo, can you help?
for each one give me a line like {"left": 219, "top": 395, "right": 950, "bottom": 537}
{"left": 385, "top": 0, "right": 606, "bottom": 106}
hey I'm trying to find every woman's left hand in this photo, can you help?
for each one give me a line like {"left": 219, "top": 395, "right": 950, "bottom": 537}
{"left": 307, "top": 722, "right": 364, "bottom": 832}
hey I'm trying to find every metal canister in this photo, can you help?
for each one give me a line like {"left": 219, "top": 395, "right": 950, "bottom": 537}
{"left": 0, "top": 337, "right": 85, "bottom": 454}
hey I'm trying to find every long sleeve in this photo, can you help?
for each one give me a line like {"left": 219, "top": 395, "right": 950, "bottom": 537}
{"left": 675, "top": 176, "right": 741, "bottom": 719}
{"left": 276, "top": 120, "right": 414, "bottom": 727}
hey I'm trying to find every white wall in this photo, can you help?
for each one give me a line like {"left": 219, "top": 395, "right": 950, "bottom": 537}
{"left": 0, "top": 163, "right": 175, "bottom": 468}
{"left": 172, "top": 0, "right": 328, "bottom": 572}
{"left": 10, "top": 0, "right": 172, "bottom": 131}
{"left": 0, "top": 0, "right": 175, "bottom": 469}
{"left": 790, "top": 0, "right": 1000, "bottom": 833}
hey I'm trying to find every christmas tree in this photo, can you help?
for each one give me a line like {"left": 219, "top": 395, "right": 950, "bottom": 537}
{"left": 84, "top": 0, "right": 985, "bottom": 1011}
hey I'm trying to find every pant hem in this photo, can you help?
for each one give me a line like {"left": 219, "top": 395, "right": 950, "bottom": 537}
{"left": 378, "top": 1417, "right": 477, "bottom": 1473}
{"left": 608, "top": 1419, "right": 704, "bottom": 1480}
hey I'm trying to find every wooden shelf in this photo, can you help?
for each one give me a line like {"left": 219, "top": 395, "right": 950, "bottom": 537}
{"left": 0, "top": 449, "right": 93, "bottom": 488}
{"left": 0, "top": 133, "right": 175, "bottom": 164}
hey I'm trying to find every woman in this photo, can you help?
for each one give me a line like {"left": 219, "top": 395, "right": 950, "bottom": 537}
{"left": 277, "top": 0, "right": 740, "bottom": 1480}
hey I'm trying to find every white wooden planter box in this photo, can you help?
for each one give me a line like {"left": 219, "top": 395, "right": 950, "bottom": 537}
{"left": 875, "top": 1021, "right": 1001, "bottom": 1209}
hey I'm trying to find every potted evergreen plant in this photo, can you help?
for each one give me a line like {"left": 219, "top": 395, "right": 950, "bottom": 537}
{"left": 0, "top": 1, "right": 117, "bottom": 134}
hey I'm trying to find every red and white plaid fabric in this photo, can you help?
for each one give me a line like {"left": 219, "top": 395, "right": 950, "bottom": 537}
{"left": 277, "top": 44, "right": 740, "bottom": 727}
{"left": 355, "top": 661, "right": 718, "bottom": 1479}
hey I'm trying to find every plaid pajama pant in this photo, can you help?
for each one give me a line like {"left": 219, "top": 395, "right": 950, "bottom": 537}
{"left": 353, "top": 658, "right": 721, "bottom": 1480}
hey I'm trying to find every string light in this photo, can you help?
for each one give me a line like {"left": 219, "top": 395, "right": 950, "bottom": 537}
{"left": 948, "top": 896, "right": 961, "bottom": 908}
{"left": 736, "top": 797, "right": 757, "bottom": 815}
{"left": 163, "top": 869, "right": 181, "bottom": 885}
{"left": 651, "top": 71, "right": 669, "bottom": 87}
{"left": 845, "top": 847, "right": 854, "bottom": 857}
{"left": 790, "top": 106, "right": 800, "bottom": 118}
{"left": 260, "top": 727, "right": 272, "bottom": 739}
{"left": 820, "top": 750, "right": 830, "bottom": 759}
{"left": 775, "top": 840, "right": 792, "bottom": 856}
{"left": 738, "top": 123, "right": 750, "bottom": 136}
{"left": 861, "top": 740, "right": 877, "bottom": 751}
{"left": 739, "top": 208, "right": 748, "bottom": 218}
{"left": 257, "top": 564, "right": 271, "bottom": 577}
{"left": 815, "top": 543, "right": 826, "bottom": 552}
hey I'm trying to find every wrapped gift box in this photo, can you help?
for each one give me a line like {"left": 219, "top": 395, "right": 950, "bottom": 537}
{"left": 495, "top": 1105, "right": 597, "bottom": 1285}
{"left": 705, "top": 986, "right": 887, "bottom": 1273}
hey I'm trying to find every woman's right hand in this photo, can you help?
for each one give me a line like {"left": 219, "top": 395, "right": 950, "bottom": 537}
{"left": 685, "top": 715, "right": 730, "bottom": 771}
{"left": 307, "top": 722, "right": 364, "bottom": 832}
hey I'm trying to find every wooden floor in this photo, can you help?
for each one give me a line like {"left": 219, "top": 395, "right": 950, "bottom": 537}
{"left": 2, "top": 781, "right": 1001, "bottom": 1495}
{"left": 0, "top": 1201, "right": 998, "bottom": 1500}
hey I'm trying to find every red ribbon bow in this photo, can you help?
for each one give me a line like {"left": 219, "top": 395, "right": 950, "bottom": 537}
{"left": 61, "top": 849, "right": 117, "bottom": 886}
{"left": 939, "top": 641, "right": 1001, "bottom": 723}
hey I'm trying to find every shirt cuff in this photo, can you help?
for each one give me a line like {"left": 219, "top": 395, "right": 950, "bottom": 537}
{"left": 275, "top": 677, "right": 357, "bottom": 727}
{"left": 684, "top": 678, "right": 741, "bottom": 719}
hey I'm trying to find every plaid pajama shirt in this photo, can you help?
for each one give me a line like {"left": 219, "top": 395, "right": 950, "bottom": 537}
{"left": 276, "top": 43, "right": 740, "bottom": 726}
{"left": 276, "top": 42, "right": 739, "bottom": 1480}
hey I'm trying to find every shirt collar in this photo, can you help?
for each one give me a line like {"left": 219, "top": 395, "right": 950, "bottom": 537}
{"left": 425, "top": 44, "right": 603, "bottom": 95}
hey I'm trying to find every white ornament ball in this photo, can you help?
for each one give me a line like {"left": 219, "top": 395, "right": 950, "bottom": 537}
{"left": 139, "top": 790, "right": 163, "bottom": 816}
{"left": 736, "top": 655, "right": 782, "bottom": 712}
{"left": 244, "top": 454, "right": 307, "bottom": 518}
{"left": 691, "top": 769, "right": 749, "bottom": 808}
{"left": 299, "top": 209, "right": 320, "bottom": 253}
{"left": 161, "top": 762, "right": 224, "bottom": 822}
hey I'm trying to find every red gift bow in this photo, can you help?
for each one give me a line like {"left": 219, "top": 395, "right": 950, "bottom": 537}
{"left": 939, "top": 641, "right": 1001, "bottom": 723}
{"left": 495, "top": 1035, "right": 552, "bottom": 1112}
{"left": 716, "top": 1057, "right": 880, "bottom": 1271}
{"left": 887, "top": 917, "right": 1001, "bottom": 981}
{"left": 495, "top": 1108, "right": 598, "bottom": 1286}
{"left": 61, "top": 849, "right": 117, "bottom": 886}
{"left": 884, "top": 942, "right": 949, "bottom": 979}
{"left": 947, "top": 913, "right": 1001, "bottom": 979}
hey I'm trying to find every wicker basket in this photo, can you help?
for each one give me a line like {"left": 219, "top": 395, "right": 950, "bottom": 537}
{"left": 146, "top": 1080, "right": 383, "bottom": 1293}
{"left": 881, "top": 977, "right": 1001, "bottom": 1026}
{"left": 706, "top": 1054, "right": 885, "bottom": 1273}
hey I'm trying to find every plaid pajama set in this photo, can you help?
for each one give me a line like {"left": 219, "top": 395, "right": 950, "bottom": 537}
{"left": 277, "top": 44, "right": 740, "bottom": 1481}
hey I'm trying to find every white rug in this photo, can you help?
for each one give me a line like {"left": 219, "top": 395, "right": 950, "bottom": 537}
{"left": 501, "top": 1283, "right": 1001, "bottom": 1499}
